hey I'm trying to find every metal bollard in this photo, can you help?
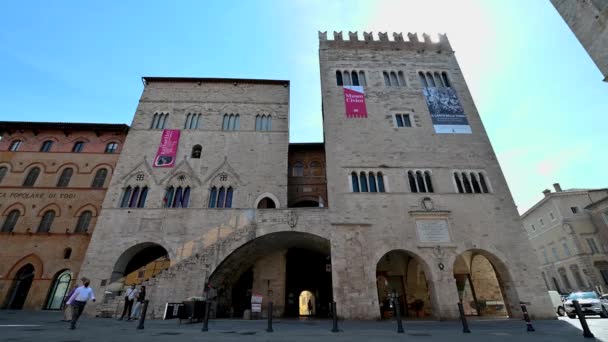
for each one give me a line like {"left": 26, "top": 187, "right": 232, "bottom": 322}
{"left": 331, "top": 301, "right": 339, "bottom": 333}
{"left": 520, "top": 303, "right": 535, "bottom": 332}
{"left": 572, "top": 300, "right": 594, "bottom": 338}
{"left": 393, "top": 298, "right": 404, "bottom": 334}
{"left": 136, "top": 300, "right": 149, "bottom": 330}
{"left": 457, "top": 302, "right": 471, "bottom": 333}
{"left": 266, "top": 302, "right": 274, "bottom": 333}
{"left": 201, "top": 300, "right": 210, "bottom": 332}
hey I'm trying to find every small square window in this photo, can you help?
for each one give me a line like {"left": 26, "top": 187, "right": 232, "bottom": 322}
{"left": 571, "top": 206, "right": 579, "bottom": 214}
{"left": 395, "top": 114, "right": 412, "bottom": 128}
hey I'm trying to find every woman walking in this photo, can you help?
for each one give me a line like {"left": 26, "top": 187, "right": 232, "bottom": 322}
{"left": 66, "top": 277, "right": 96, "bottom": 330}
{"left": 129, "top": 285, "right": 146, "bottom": 320}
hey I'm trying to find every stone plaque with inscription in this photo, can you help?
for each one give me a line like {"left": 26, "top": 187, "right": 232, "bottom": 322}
{"left": 416, "top": 219, "right": 451, "bottom": 243}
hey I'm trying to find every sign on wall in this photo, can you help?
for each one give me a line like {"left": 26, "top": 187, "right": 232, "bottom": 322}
{"left": 422, "top": 87, "right": 471, "bottom": 134}
{"left": 343, "top": 86, "right": 368, "bottom": 118}
{"left": 416, "top": 219, "right": 452, "bottom": 243}
{"left": 154, "top": 129, "right": 180, "bottom": 168}
{"left": 251, "top": 293, "right": 263, "bottom": 313}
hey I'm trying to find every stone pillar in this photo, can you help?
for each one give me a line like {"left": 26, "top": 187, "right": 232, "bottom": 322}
{"left": 427, "top": 264, "right": 461, "bottom": 320}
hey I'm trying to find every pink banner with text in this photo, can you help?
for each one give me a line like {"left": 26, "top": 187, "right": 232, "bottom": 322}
{"left": 153, "top": 129, "right": 180, "bottom": 168}
{"left": 343, "top": 86, "right": 368, "bottom": 118}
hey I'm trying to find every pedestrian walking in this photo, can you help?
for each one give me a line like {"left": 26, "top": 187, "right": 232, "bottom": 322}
{"left": 129, "top": 285, "right": 146, "bottom": 320}
{"left": 62, "top": 285, "right": 78, "bottom": 322}
{"left": 308, "top": 299, "right": 313, "bottom": 316}
{"left": 119, "top": 284, "right": 138, "bottom": 321}
{"left": 66, "top": 277, "right": 96, "bottom": 330}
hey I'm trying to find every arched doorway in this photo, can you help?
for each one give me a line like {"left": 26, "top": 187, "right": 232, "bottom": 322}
{"left": 4, "top": 264, "right": 35, "bottom": 309}
{"left": 45, "top": 269, "right": 72, "bottom": 310}
{"left": 208, "top": 232, "right": 332, "bottom": 319}
{"left": 111, "top": 243, "right": 170, "bottom": 286}
{"left": 299, "top": 290, "right": 315, "bottom": 316}
{"left": 453, "top": 250, "right": 513, "bottom": 317}
{"left": 376, "top": 250, "right": 432, "bottom": 319}
{"left": 257, "top": 197, "right": 276, "bottom": 209}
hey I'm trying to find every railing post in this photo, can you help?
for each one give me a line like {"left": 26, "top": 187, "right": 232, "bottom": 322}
{"left": 572, "top": 300, "right": 594, "bottom": 338}
{"left": 136, "top": 300, "right": 149, "bottom": 330}
{"left": 520, "top": 303, "right": 535, "bottom": 332}
{"left": 331, "top": 301, "right": 339, "bottom": 333}
{"left": 457, "top": 302, "right": 471, "bottom": 333}
{"left": 266, "top": 302, "right": 274, "bottom": 332}
{"left": 393, "top": 297, "right": 404, "bottom": 334}
{"left": 201, "top": 300, "right": 210, "bottom": 332}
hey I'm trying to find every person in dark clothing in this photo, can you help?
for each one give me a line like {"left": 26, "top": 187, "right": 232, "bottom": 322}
{"left": 119, "top": 284, "right": 138, "bottom": 321}
{"left": 129, "top": 286, "right": 146, "bottom": 320}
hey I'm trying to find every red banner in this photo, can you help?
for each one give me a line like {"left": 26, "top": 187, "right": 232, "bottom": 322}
{"left": 153, "top": 129, "right": 180, "bottom": 168}
{"left": 343, "top": 86, "right": 367, "bottom": 118}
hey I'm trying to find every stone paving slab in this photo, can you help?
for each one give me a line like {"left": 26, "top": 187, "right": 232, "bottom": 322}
{"left": 1, "top": 311, "right": 608, "bottom": 341}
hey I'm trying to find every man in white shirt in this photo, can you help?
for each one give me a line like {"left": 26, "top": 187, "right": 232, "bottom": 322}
{"left": 119, "top": 284, "right": 139, "bottom": 321}
{"left": 66, "top": 277, "right": 96, "bottom": 330}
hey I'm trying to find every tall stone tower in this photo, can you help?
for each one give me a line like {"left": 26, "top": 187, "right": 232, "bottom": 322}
{"left": 318, "top": 31, "right": 554, "bottom": 319}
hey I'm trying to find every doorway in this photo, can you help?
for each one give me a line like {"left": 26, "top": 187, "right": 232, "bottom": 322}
{"left": 299, "top": 290, "right": 315, "bottom": 316}
{"left": 4, "top": 264, "right": 35, "bottom": 309}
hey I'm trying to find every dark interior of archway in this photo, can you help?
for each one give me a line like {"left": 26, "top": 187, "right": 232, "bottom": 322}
{"left": 284, "top": 248, "right": 332, "bottom": 317}
{"left": 3, "top": 264, "right": 35, "bottom": 310}
{"left": 231, "top": 268, "right": 253, "bottom": 318}
{"left": 124, "top": 245, "right": 168, "bottom": 277}
{"left": 257, "top": 198, "right": 276, "bottom": 209}
{"left": 291, "top": 200, "right": 319, "bottom": 208}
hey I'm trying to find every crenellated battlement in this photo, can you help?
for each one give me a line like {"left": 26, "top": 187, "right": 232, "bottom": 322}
{"left": 319, "top": 31, "right": 452, "bottom": 52}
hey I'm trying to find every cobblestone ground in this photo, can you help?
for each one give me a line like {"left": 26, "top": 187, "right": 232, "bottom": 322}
{"left": 1, "top": 311, "right": 608, "bottom": 341}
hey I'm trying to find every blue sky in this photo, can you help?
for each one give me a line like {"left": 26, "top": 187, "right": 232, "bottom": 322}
{"left": 0, "top": 0, "right": 606, "bottom": 213}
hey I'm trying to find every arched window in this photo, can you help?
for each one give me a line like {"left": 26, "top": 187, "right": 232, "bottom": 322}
{"left": 150, "top": 113, "right": 159, "bottom": 129}
{"left": 292, "top": 162, "right": 304, "bottom": 177}
{"left": 227, "top": 115, "right": 235, "bottom": 131}
{"left": 398, "top": 71, "right": 406, "bottom": 87}
{"left": 120, "top": 186, "right": 132, "bottom": 208}
{"left": 336, "top": 71, "right": 343, "bottom": 86}
{"left": 390, "top": 72, "right": 399, "bottom": 87}
{"left": 191, "top": 145, "right": 202, "bottom": 158}
{"left": 64, "top": 248, "right": 72, "bottom": 259}
{"left": 418, "top": 72, "right": 428, "bottom": 88}
{"left": 138, "top": 186, "right": 148, "bottom": 208}
{"left": 461, "top": 173, "right": 473, "bottom": 193}
{"left": 9, "top": 140, "right": 22, "bottom": 151}
{"left": 470, "top": 173, "right": 482, "bottom": 193}
{"left": 1, "top": 210, "right": 20, "bottom": 233}
{"left": 358, "top": 71, "right": 367, "bottom": 86}
{"left": 454, "top": 173, "right": 464, "bottom": 193}
{"left": 45, "top": 270, "right": 72, "bottom": 310}
{"left": 351, "top": 71, "right": 359, "bottom": 86}
{"left": 257, "top": 197, "right": 276, "bottom": 209}
{"left": 222, "top": 114, "right": 230, "bottom": 130}
{"left": 434, "top": 72, "right": 444, "bottom": 87}
{"left": 225, "top": 187, "right": 234, "bottom": 208}
{"left": 383, "top": 72, "right": 391, "bottom": 86}
{"left": 255, "top": 115, "right": 262, "bottom": 131}
{"left": 426, "top": 72, "right": 436, "bottom": 87}
{"left": 38, "top": 210, "right": 55, "bottom": 233}
{"left": 184, "top": 113, "right": 192, "bottom": 129}
{"left": 408, "top": 171, "right": 418, "bottom": 193}
{"left": 23, "top": 167, "right": 41, "bottom": 187}
{"left": 368, "top": 172, "right": 377, "bottom": 192}
{"left": 182, "top": 187, "right": 191, "bottom": 208}
{"left": 351, "top": 172, "right": 359, "bottom": 192}
{"left": 208, "top": 187, "right": 217, "bottom": 208}
{"left": 0, "top": 166, "right": 7, "bottom": 184}
{"left": 91, "top": 168, "right": 108, "bottom": 188}
{"left": 309, "top": 162, "right": 322, "bottom": 176}
{"left": 163, "top": 186, "right": 175, "bottom": 208}
{"left": 105, "top": 142, "right": 118, "bottom": 153}
{"left": 478, "top": 173, "right": 489, "bottom": 193}
{"left": 234, "top": 114, "right": 240, "bottom": 130}
{"left": 217, "top": 187, "right": 226, "bottom": 208}
{"left": 416, "top": 171, "right": 427, "bottom": 192}
{"left": 343, "top": 71, "right": 351, "bottom": 86}
{"left": 424, "top": 171, "right": 434, "bottom": 193}
{"left": 174, "top": 187, "right": 183, "bottom": 207}
{"left": 72, "top": 141, "right": 85, "bottom": 152}
{"left": 442, "top": 72, "right": 451, "bottom": 87}
{"left": 377, "top": 172, "right": 385, "bottom": 192}
{"left": 185, "top": 113, "right": 201, "bottom": 129}
{"left": 159, "top": 113, "right": 168, "bottom": 129}
{"left": 56, "top": 168, "right": 73, "bottom": 187}
{"left": 129, "top": 187, "right": 141, "bottom": 208}
{"left": 359, "top": 172, "right": 368, "bottom": 192}
{"left": 74, "top": 211, "right": 92, "bottom": 233}
{"left": 40, "top": 140, "right": 54, "bottom": 152}
{"left": 264, "top": 115, "right": 271, "bottom": 131}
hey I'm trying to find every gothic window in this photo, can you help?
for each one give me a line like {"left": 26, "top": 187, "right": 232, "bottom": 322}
{"left": 351, "top": 71, "right": 360, "bottom": 86}
{"left": 442, "top": 72, "right": 451, "bottom": 87}
{"left": 9, "top": 140, "right": 22, "bottom": 151}
{"left": 119, "top": 186, "right": 148, "bottom": 208}
{"left": 470, "top": 173, "right": 481, "bottom": 193}
{"left": 336, "top": 71, "right": 343, "bottom": 86}
{"left": 434, "top": 72, "right": 444, "bottom": 87}
{"left": 292, "top": 162, "right": 304, "bottom": 177}
{"left": 208, "top": 186, "right": 234, "bottom": 208}
{"left": 257, "top": 197, "right": 276, "bottom": 209}
{"left": 164, "top": 186, "right": 191, "bottom": 208}
{"left": 454, "top": 171, "right": 490, "bottom": 194}
{"left": 151, "top": 112, "right": 169, "bottom": 129}
{"left": 0, "top": 166, "right": 7, "bottom": 184}
{"left": 255, "top": 115, "right": 272, "bottom": 131}
{"left": 389, "top": 72, "right": 399, "bottom": 87}
{"left": 426, "top": 72, "right": 436, "bottom": 87}
{"left": 408, "top": 171, "right": 418, "bottom": 193}
{"left": 40, "top": 140, "right": 54, "bottom": 152}
{"left": 351, "top": 172, "right": 360, "bottom": 192}
{"left": 72, "top": 141, "right": 85, "bottom": 152}
{"left": 74, "top": 211, "right": 92, "bottom": 233}
{"left": 454, "top": 173, "right": 464, "bottom": 193}
{"left": 398, "top": 71, "right": 406, "bottom": 86}
{"left": 185, "top": 113, "right": 201, "bottom": 129}
{"left": 56, "top": 168, "right": 73, "bottom": 187}
{"left": 395, "top": 114, "right": 411, "bottom": 127}
{"left": 1, "top": 210, "right": 20, "bottom": 233}
{"left": 38, "top": 210, "right": 55, "bottom": 233}
{"left": 359, "top": 172, "right": 368, "bottom": 192}
{"left": 91, "top": 168, "right": 108, "bottom": 188}
{"left": 225, "top": 187, "right": 233, "bottom": 208}
{"left": 309, "top": 162, "right": 322, "bottom": 176}
{"left": 461, "top": 172, "right": 472, "bottom": 193}
{"left": 105, "top": 142, "right": 118, "bottom": 153}
{"left": 23, "top": 167, "right": 41, "bottom": 187}
{"left": 222, "top": 114, "right": 240, "bottom": 131}
{"left": 343, "top": 71, "right": 352, "bottom": 86}
{"left": 407, "top": 170, "right": 433, "bottom": 193}
{"left": 351, "top": 171, "right": 386, "bottom": 193}
{"left": 368, "top": 172, "right": 377, "bottom": 192}
{"left": 377, "top": 172, "right": 385, "bottom": 192}
{"left": 358, "top": 71, "right": 367, "bottom": 86}
{"left": 383, "top": 72, "right": 391, "bottom": 86}
{"left": 418, "top": 72, "right": 428, "bottom": 87}
{"left": 191, "top": 145, "right": 202, "bottom": 158}
{"left": 209, "top": 187, "right": 217, "bottom": 208}
{"left": 424, "top": 171, "right": 434, "bottom": 193}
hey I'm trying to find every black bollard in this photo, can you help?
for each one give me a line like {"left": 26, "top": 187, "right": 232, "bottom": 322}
{"left": 393, "top": 298, "right": 404, "bottom": 334}
{"left": 520, "top": 303, "right": 535, "bottom": 332}
{"left": 136, "top": 300, "right": 149, "bottom": 330}
{"left": 572, "top": 300, "right": 594, "bottom": 338}
{"left": 266, "top": 302, "right": 274, "bottom": 333}
{"left": 201, "top": 300, "right": 210, "bottom": 332}
{"left": 457, "top": 302, "right": 471, "bottom": 333}
{"left": 331, "top": 302, "right": 339, "bottom": 333}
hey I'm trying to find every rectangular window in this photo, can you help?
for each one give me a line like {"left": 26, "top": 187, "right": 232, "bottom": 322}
{"left": 587, "top": 238, "right": 600, "bottom": 254}
{"left": 571, "top": 206, "right": 579, "bottom": 214}
{"left": 551, "top": 247, "right": 559, "bottom": 261}
{"left": 395, "top": 114, "right": 411, "bottom": 128}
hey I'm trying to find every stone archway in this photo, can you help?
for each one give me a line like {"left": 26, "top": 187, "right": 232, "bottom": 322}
{"left": 3, "top": 264, "right": 35, "bottom": 310}
{"left": 453, "top": 249, "right": 519, "bottom": 317}
{"left": 110, "top": 242, "right": 170, "bottom": 286}
{"left": 376, "top": 250, "right": 433, "bottom": 319}
{"left": 207, "top": 231, "right": 332, "bottom": 319}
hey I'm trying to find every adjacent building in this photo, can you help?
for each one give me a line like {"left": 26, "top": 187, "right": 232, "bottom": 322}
{"left": 0, "top": 121, "right": 128, "bottom": 310}
{"left": 522, "top": 183, "right": 608, "bottom": 294}
{"left": 77, "top": 31, "right": 554, "bottom": 320}
{"left": 551, "top": 0, "right": 608, "bottom": 82}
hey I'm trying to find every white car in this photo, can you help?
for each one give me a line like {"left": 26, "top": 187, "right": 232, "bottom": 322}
{"left": 563, "top": 292, "right": 608, "bottom": 318}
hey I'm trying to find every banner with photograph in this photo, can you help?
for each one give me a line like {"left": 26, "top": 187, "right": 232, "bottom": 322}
{"left": 153, "top": 129, "right": 180, "bottom": 168}
{"left": 343, "top": 86, "right": 368, "bottom": 118}
{"left": 422, "top": 87, "right": 472, "bottom": 134}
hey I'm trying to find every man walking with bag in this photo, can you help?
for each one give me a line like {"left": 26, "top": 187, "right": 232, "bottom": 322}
{"left": 119, "top": 284, "right": 138, "bottom": 321}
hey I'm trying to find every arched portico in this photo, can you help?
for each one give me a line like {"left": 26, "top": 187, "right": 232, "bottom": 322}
{"left": 110, "top": 242, "right": 170, "bottom": 285}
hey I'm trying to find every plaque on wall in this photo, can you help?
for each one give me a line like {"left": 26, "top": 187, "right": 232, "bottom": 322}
{"left": 416, "top": 219, "right": 451, "bottom": 243}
